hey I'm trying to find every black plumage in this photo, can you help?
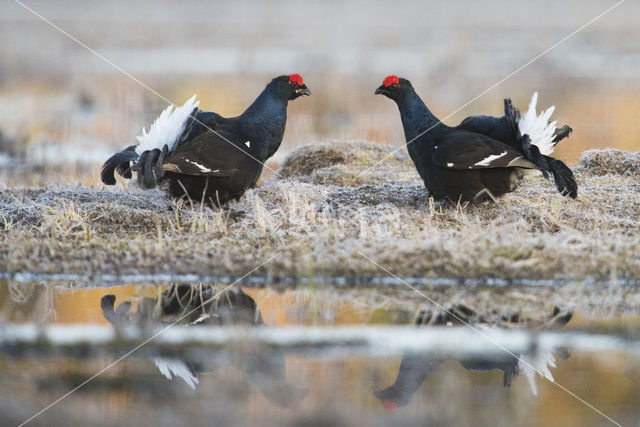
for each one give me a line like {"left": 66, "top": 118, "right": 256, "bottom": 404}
{"left": 102, "top": 75, "right": 310, "bottom": 205}
{"left": 100, "top": 287, "right": 308, "bottom": 408}
{"left": 374, "top": 305, "right": 572, "bottom": 409}
{"left": 375, "top": 76, "right": 577, "bottom": 202}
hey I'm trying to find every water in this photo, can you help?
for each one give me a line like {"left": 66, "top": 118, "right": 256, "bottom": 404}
{"left": 1, "top": 2, "right": 639, "bottom": 425}
{"left": 1, "top": 281, "right": 639, "bottom": 426}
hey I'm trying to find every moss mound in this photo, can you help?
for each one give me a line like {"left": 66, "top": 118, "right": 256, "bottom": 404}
{"left": 278, "top": 140, "right": 418, "bottom": 186}
{"left": 1, "top": 144, "right": 639, "bottom": 286}
{"left": 577, "top": 149, "right": 640, "bottom": 176}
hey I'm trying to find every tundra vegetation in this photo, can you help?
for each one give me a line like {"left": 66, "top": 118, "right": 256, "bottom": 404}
{"left": 2, "top": 142, "right": 639, "bottom": 320}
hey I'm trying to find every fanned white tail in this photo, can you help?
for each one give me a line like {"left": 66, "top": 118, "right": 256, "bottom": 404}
{"left": 152, "top": 357, "right": 199, "bottom": 389}
{"left": 518, "top": 92, "right": 557, "bottom": 156}
{"left": 135, "top": 95, "right": 199, "bottom": 155}
{"left": 518, "top": 349, "right": 556, "bottom": 396}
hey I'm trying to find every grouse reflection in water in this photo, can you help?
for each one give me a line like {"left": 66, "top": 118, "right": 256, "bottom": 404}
{"left": 100, "top": 285, "right": 308, "bottom": 409}
{"left": 374, "top": 304, "right": 572, "bottom": 410}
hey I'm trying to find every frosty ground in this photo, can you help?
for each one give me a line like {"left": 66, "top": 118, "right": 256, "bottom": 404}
{"left": 1, "top": 142, "right": 639, "bottom": 318}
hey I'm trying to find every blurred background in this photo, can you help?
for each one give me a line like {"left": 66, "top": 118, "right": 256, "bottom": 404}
{"left": 1, "top": 3, "right": 640, "bottom": 424}
{"left": 0, "top": 0, "right": 638, "bottom": 186}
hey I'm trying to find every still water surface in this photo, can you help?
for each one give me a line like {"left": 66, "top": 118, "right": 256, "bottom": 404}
{"left": 1, "top": 282, "right": 639, "bottom": 426}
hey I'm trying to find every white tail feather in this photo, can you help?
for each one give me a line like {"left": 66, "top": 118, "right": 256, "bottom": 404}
{"left": 135, "top": 95, "right": 200, "bottom": 155}
{"left": 152, "top": 357, "right": 199, "bottom": 389}
{"left": 518, "top": 349, "right": 556, "bottom": 396}
{"left": 518, "top": 92, "right": 557, "bottom": 156}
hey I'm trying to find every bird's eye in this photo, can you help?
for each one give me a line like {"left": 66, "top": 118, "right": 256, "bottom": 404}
{"left": 291, "top": 82, "right": 298, "bottom": 87}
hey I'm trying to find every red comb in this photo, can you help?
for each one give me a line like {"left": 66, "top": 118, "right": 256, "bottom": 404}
{"left": 381, "top": 399, "right": 399, "bottom": 410}
{"left": 289, "top": 74, "right": 304, "bottom": 85}
{"left": 383, "top": 75, "right": 399, "bottom": 87}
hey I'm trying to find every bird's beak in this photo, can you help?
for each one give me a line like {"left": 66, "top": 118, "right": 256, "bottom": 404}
{"left": 374, "top": 85, "right": 387, "bottom": 95}
{"left": 296, "top": 85, "right": 311, "bottom": 96}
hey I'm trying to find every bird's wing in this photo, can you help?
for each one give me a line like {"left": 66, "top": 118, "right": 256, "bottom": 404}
{"left": 161, "top": 131, "right": 250, "bottom": 177}
{"left": 457, "top": 116, "right": 517, "bottom": 145}
{"left": 456, "top": 99, "right": 521, "bottom": 145}
{"left": 176, "top": 109, "right": 227, "bottom": 147}
{"left": 432, "top": 132, "right": 537, "bottom": 170}
{"left": 458, "top": 114, "right": 503, "bottom": 135}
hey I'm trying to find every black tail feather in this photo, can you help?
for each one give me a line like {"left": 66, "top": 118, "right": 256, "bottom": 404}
{"left": 549, "top": 158, "right": 578, "bottom": 198}
{"left": 154, "top": 145, "right": 169, "bottom": 181}
{"left": 520, "top": 135, "right": 577, "bottom": 198}
{"left": 552, "top": 125, "right": 573, "bottom": 143}
{"left": 100, "top": 294, "right": 120, "bottom": 325}
{"left": 101, "top": 145, "right": 138, "bottom": 185}
{"left": 134, "top": 148, "right": 162, "bottom": 189}
{"left": 503, "top": 98, "right": 521, "bottom": 139}
{"left": 508, "top": 98, "right": 576, "bottom": 197}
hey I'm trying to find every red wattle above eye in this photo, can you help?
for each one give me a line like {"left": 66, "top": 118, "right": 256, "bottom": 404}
{"left": 381, "top": 399, "right": 398, "bottom": 410}
{"left": 383, "top": 75, "right": 399, "bottom": 87}
{"left": 289, "top": 73, "right": 304, "bottom": 85}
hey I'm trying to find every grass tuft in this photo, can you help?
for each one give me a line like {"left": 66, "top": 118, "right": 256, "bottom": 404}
{"left": 0, "top": 143, "right": 639, "bottom": 283}
{"left": 577, "top": 148, "right": 640, "bottom": 176}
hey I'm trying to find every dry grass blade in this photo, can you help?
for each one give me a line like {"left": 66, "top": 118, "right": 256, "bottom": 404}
{"left": 0, "top": 143, "right": 638, "bottom": 284}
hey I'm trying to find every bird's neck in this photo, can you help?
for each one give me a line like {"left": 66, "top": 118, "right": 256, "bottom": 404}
{"left": 240, "top": 90, "right": 288, "bottom": 158}
{"left": 397, "top": 91, "right": 442, "bottom": 144}
{"left": 378, "top": 356, "right": 434, "bottom": 407}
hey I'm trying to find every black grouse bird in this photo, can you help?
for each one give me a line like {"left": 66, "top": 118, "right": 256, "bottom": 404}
{"left": 101, "top": 286, "right": 308, "bottom": 407}
{"left": 375, "top": 75, "right": 577, "bottom": 202}
{"left": 101, "top": 74, "right": 310, "bottom": 205}
{"left": 373, "top": 305, "right": 572, "bottom": 409}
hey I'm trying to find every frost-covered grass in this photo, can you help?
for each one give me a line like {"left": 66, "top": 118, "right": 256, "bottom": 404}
{"left": 1, "top": 142, "right": 639, "bottom": 287}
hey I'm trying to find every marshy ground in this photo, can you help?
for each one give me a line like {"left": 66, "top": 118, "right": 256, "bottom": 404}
{"left": 2, "top": 142, "right": 639, "bottom": 320}
{"left": 2, "top": 2, "right": 640, "bottom": 424}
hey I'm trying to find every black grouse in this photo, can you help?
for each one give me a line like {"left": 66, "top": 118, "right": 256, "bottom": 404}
{"left": 375, "top": 75, "right": 577, "bottom": 202}
{"left": 101, "top": 74, "right": 310, "bottom": 205}
{"left": 374, "top": 305, "right": 572, "bottom": 409}
{"left": 101, "top": 287, "right": 308, "bottom": 407}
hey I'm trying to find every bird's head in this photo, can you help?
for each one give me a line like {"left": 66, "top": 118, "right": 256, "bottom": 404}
{"left": 380, "top": 399, "right": 399, "bottom": 411}
{"left": 373, "top": 386, "right": 408, "bottom": 410}
{"left": 270, "top": 74, "right": 311, "bottom": 100}
{"left": 374, "top": 75, "right": 413, "bottom": 101}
